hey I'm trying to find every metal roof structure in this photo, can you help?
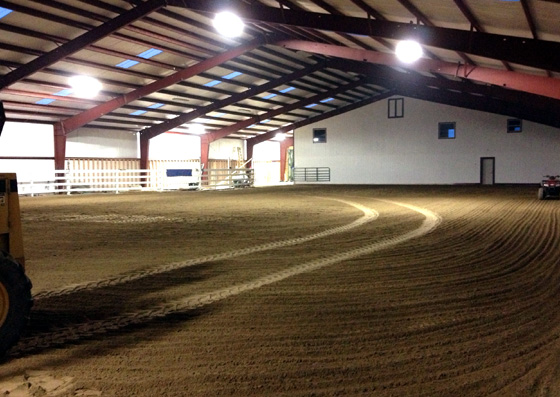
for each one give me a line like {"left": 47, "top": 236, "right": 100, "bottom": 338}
{"left": 0, "top": 0, "right": 559, "bottom": 149}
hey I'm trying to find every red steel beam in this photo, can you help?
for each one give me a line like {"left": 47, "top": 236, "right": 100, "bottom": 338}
{"left": 169, "top": 0, "right": 560, "bottom": 72}
{"left": 59, "top": 36, "right": 268, "bottom": 135}
{"left": 140, "top": 60, "right": 325, "bottom": 140}
{"left": 0, "top": 0, "right": 168, "bottom": 90}
{"left": 278, "top": 40, "right": 560, "bottom": 101}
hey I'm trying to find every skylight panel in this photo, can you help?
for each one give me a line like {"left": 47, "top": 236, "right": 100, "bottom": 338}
{"left": 320, "top": 98, "right": 334, "bottom": 103}
{"left": 223, "top": 71, "right": 242, "bottom": 79}
{"left": 54, "top": 89, "right": 73, "bottom": 96}
{"left": 130, "top": 110, "right": 147, "bottom": 116}
{"left": 148, "top": 103, "right": 164, "bottom": 109}
{"left": 305, "top": 103, "right": 317, "bottom": 108}
{"left": 0, "top": 7, "right": 12, "bottom": 19}
{"left": 280, "top": 87, "right": 295, "bottom": 93}
{"left": 116, "top": 59, "right": 139, "bottom": 69}
{"left": 263, "top": 93, "right": 277, "bottom": 99}
{"left": 204, "top": 71, "right": 242, "bottom": 88}
{"left": 36, "top": 98, "right": 55, "bottom": 105}
{"left": 204, "top": 80, "right": 222, "bottom": 87}
{"left": 138, "top": 48, "right": 162, "bottom": 59}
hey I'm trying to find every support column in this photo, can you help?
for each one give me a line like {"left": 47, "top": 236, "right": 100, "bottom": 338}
{"left": 139, "top": 133, "right": 150, "bottom": 187}
{"left": 54, "top": 123, "right": 66, "bottom": 171}
{"left": 246, "top": 140, "right": 255, "bottom": 169}
{"left": 200, "top": 136, "right": 210, "bottom": 170}
{"left": 280, "top": 137, "right": 294, "bottom": 182}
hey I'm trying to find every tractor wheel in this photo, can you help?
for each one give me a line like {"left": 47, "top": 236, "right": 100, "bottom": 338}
{"left": 538, "top": 187, "right": 545, "bottom": 200}
{"left": 0, "top": 252, "right": 32, "bottom": 357}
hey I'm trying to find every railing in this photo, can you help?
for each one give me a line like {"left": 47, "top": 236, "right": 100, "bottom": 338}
{"left": 17, "top": 167, "right": 256, "bottom": 195}
{"left": 18, "top": 169, "right": 157, "bottom": 196}
{"left": 293, "top": 167, "right": 330, "bottom": 182}
{"left": 200, "top": 168, "right": 254, "bottom": 190}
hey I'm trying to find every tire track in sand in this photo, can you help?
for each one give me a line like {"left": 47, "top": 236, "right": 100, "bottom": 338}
{"left": 32, "top": 198, "right": 378, "bottom": 300}
{"left": 14, "top": 200, "right": 440, "bottom": 355}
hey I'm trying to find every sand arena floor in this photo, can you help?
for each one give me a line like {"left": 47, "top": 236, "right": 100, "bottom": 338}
{"left": 0, "top": 184, "right": 559, "bottom": 396}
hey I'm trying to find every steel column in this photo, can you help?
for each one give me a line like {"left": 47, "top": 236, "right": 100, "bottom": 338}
{"left": 279, "top": 137, "right": 293, "bottom": 182}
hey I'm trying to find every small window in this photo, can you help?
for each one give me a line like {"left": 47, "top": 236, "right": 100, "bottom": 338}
{"left": 507, "top": 119, "right": 522, "bottom": 133}
{"left": 388, "top": 98, "right": 404, "bottom": 118}
{"left": 313, "top": 128, "right": 327, "bottom": 143}
{"left": 438, "top": 122, "right": 456, "bottom": 139}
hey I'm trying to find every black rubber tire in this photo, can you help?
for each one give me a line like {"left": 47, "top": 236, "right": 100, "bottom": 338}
{"left": 538, "top": 187, "right": 545, "bottom": 200}
{"left": 0, "top": 252, "right": 32, "bottom": 357}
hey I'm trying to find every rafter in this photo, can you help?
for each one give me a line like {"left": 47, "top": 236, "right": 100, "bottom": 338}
{"left": 203, "top": 78, "right": 367, "bottom": 143}
{"left": 247, "top": 91, "right": 394, "bottom": 146}
{"left": 326, "top": 59, "right": 560, "bottom": 128}
{"left": 0, "top": 0, "right": 168, "bottom": 89}
{"left": 57, "top": 36, "right": 269, "bottom": 135}
{"left": 139, "top": 61, "right": 326, "bottom": 140}
{"left": 169, "top": 0, "right": 560, "bottom": 72}
{"left": 278, "top": 40, "right": 560, "bottom": 100}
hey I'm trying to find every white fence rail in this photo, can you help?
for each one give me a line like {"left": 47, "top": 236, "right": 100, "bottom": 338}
{"left": 18, "top": 167, "right": 255, "bottom": 196}
{"left": 201, "top": 168, "right": 254, "bottom": 190}
{"left": 18, "top": 169, "right": 157, "bottom": 196}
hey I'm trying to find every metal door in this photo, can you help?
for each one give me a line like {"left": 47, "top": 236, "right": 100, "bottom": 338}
{"left": 480, "top": 157, "right": 495, "bottom": 185}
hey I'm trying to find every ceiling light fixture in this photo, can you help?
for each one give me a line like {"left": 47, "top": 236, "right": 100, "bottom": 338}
{"left": 189, "top": 123, "right": 206, "bottom": 135}
{"left": 213, "top": 11, "right": 244, "bottom": 38}
{"left": 68, "top": 75, "right": 102, "bottom": 98}
{"left": 395, "top": 40, "right": 423, "bottom": 63}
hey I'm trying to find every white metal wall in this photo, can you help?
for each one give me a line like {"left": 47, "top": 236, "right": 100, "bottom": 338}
{"left": 67, "top": 128, "right": 137, "bottom": 158}
{"left": 0, "top": 122, "right": 54, "bottom": 181}
{"left": 294, "top": 96, "right": 560, "bottom": 184}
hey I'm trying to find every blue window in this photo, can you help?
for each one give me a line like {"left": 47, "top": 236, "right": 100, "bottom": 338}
{"left": 438, "top": 122, "right": 456, "bottom": 139}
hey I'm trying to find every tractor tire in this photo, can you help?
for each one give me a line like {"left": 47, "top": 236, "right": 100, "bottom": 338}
{"left": 0, "top": 252, "right": 32, "bottom": 357}
{"left": 538, "top": 187, "right": 545, "bottom": 200}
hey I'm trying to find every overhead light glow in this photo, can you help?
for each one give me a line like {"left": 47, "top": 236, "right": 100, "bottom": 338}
{"left": 275, "top": 133, "right": 286, "bottom": 141}
{"left": 69, "top": 75, "right": 102, "bottom": 98}
{"left": 213, "top": 11, "right": 244, "bottom": 38}
{"left": 395, "top": 40, "right": 423, "bottom": 63}
{"left": 189, "top": 123, "right": 206, "bottom": 135}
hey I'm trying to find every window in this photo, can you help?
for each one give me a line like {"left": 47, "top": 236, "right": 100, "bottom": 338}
{"left": 388, "top": 98, "right": 404, "bottom": 118}
{"left": 313, "top": 128, "right": 327, "bottom": 143}
{"left": 438, "top": 122, "right": 456, "bottom": 139}
{"left": 507, "top": 119, "right": 522, "bottom": 133}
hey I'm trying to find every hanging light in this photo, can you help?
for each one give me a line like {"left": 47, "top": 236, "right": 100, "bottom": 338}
{"left": 68, "top": 75, "right": 102, "bottom": 98}
{"left": 275, "top": 133, "right": 286, "bottom": 141}
{"left": 189, "top": 123, "right": 206, "bottom": 135}
{"left": 213, "top": 11, "right": 244, "bottom": 38}
{"left": 395, "top": 40, "right": 423, "bottom": 63}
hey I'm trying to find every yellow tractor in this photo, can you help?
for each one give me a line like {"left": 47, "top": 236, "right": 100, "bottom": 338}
{"left": 0, "top": 103, "right": 33, "bottom": 356}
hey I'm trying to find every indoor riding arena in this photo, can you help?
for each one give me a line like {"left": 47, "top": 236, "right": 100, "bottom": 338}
{"left": 1, "top": 184, "right": 559, "bottom": 396}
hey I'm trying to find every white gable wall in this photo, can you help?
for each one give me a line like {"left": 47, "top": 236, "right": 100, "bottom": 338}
{"left": 67, "top": 128, "right": 137, "bottom": 158}
{"left": 294, "top": 96, "right": 560, "bottom": 184}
